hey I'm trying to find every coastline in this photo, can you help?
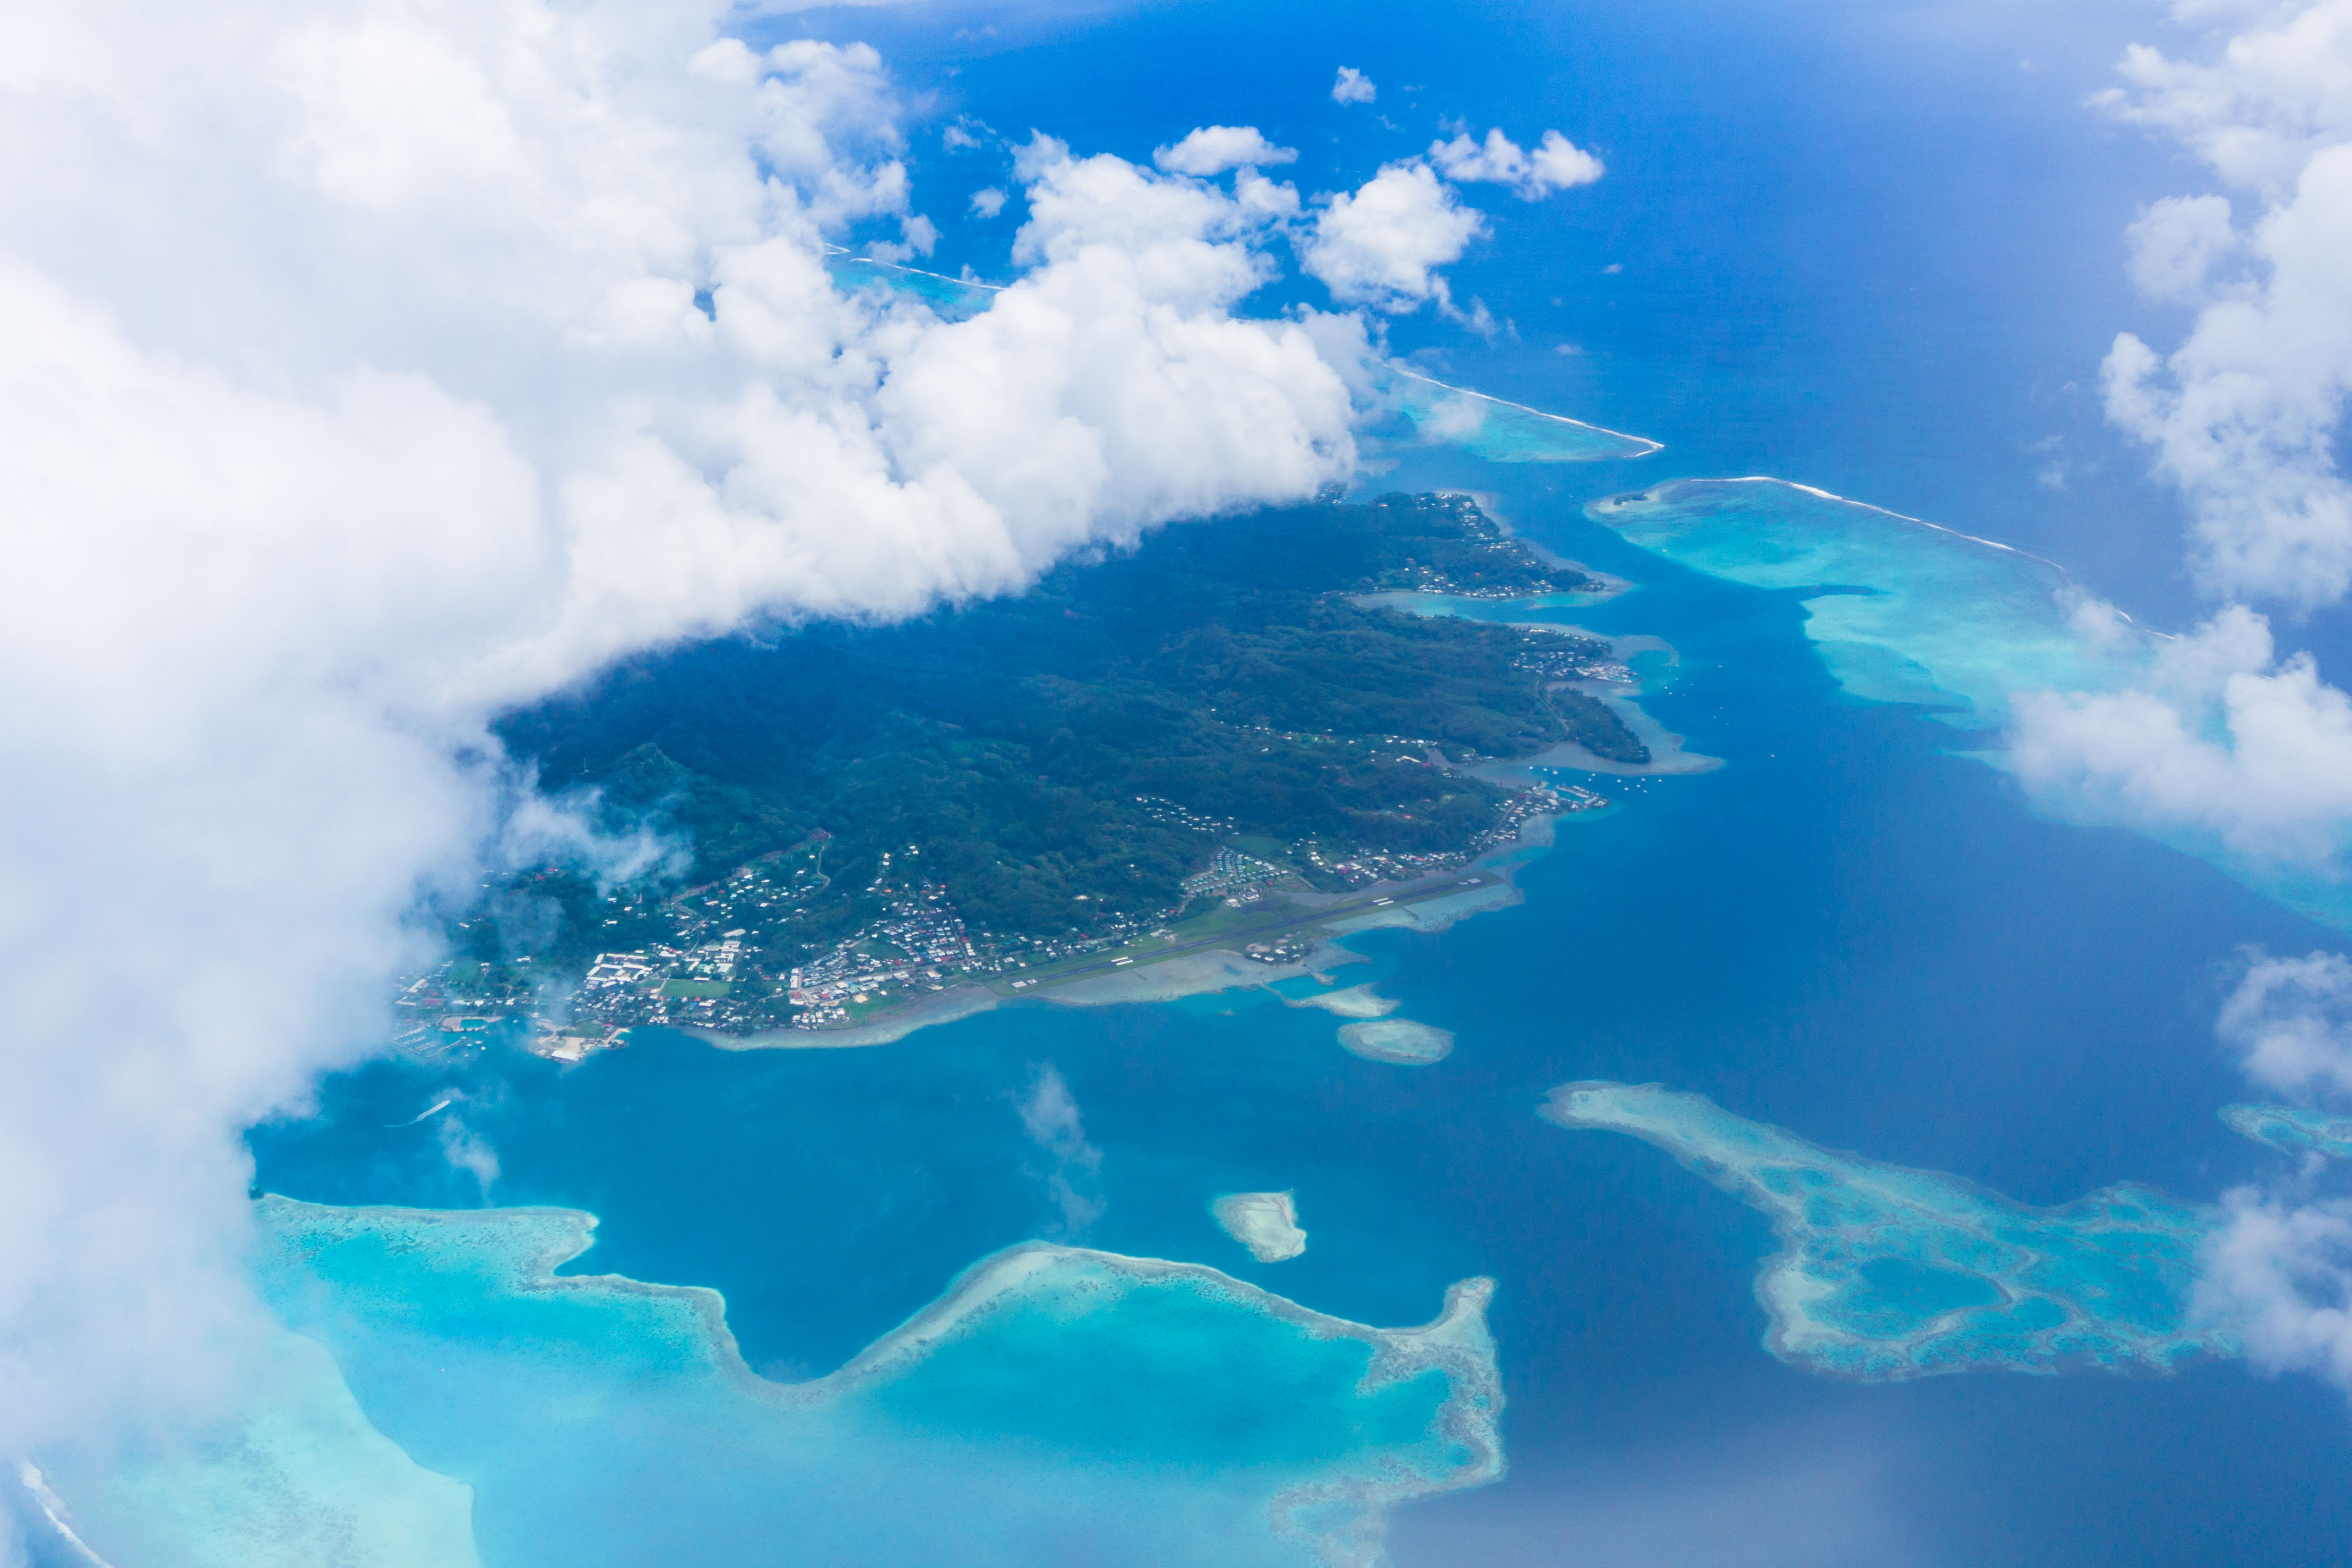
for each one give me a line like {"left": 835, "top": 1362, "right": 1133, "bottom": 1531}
{"left": 693, "top": 982, "right": 1001, "bottom": 1053}
{"left": 1363, "top": 596, "right": 1721, "bottom": 780}
{"left": 714, "top": 812, "right": 1562, "bottom": 1054}
{"left": 690, "top": 580, "right": 1702, "bottom": 1057}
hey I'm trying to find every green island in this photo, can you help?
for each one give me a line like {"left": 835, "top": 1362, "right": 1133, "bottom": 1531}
{"left": 404, "top": 494, "right": 1649, "bottom": 1052}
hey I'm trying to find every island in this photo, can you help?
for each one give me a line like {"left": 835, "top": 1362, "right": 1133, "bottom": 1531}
{"left": 396, "top": 493, "right": 1664, "bottom": 1053}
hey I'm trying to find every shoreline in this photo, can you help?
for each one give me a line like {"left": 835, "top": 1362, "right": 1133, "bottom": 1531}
{"left": 705, "top": 591, "right": 1693, "bottom": 1056}
{"left": 713, "top": 812, "right": 1561, "bottom": 1053}
{"left": 1366, "top": 597, "right": 1721, "bottom": 779}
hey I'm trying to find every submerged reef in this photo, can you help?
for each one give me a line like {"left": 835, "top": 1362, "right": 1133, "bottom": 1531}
{"left": 1338, "top": 1019, "right": 1455, "bottom": 1065}
{"left": 1591, "top": 478, "right": 2150, "bottom": 729}
{"left": 42, "top": 1198, "right": 1500, "bottom": 1568}
{"left": 1591, "top": 477, "right": 2352, "bottom": 931}
{"left": 1541, "top": 1082, "right": 2234, "bottom": 1381}
{"left": 25, "top": 1327, "right": 481, "bottom": 1568}
{"left": 2222, "top": 1103, "right": 2352, "bottom": 1161}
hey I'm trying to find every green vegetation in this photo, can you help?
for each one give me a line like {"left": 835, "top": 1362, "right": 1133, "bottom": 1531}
{"left": 498, "top": 493, "right": 1644, "bottom": 947}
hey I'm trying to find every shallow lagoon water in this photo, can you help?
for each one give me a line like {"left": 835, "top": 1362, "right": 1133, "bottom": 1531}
{"left": 1591, "top": 477, "right": 2352, "bottom": 933}
{"left": 2221, "top": 1103, "right": 2352, "bottom": 1162}
{"left": 1591, "top": 478, "right": 2151, "bottom": 727}
{"left": 45, "top": 1197, "right": 1499, "bottom": 1568}
{"left": 1542, "top": 1081, "right": 2230, "bottom": 1380}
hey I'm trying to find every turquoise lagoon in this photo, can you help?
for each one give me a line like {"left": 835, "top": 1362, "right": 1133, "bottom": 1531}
{"left": 2221, "top": 1103, "right": 2352, "bottom": 1162}
{"left": 1592, "top": 478, "right": 2149, "bottom": 729}
{"left": 35, "top": 0, "right": 2352, "bottom": 1559}
{"left": 41, "top": 1199, "right": 1500, "bottom": 1568}
{"left": 1591, "top": 478, "right": 2352, "bottom": 932}
{"left": 824, "top": 253, "right": 1002, "bottom": 321}
{"left": 1540, "top": 1082, "right": 2232, "bottom": 1381}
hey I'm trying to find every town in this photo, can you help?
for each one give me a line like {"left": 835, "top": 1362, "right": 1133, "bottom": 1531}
{"left": 390, "top": 774, "right": 1609, "bottom": 1056}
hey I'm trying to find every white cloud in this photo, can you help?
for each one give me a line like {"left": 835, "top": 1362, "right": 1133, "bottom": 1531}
{"left": 1331, "top": 66, "right": 1376, "bottom": 105}
{"left": 2096, "top": 2, "right": 2352, "bottom": 608}
{"left": 2095, "top": 4, "right": 2352, "bottom": 194}
{"left": 865, "top": 211, "right": 937, "bottom": 263}
{"left": 2198, "top": 1185, "right": 2352, "bottom": 1389}
{"left": 1299, "top": 161, "right": 1485, "bottom": 313}
{"left": 2195, "top": 946, "right": 2352, "bottom": 1396}
{"left": 0, "top": 0, "right": 1360, "bottom": 1484}
{"left": 2089, "top": 5, "right": 2352, "bottom": 1400}
{"left": 2124, "top": 193, "right": 2238, "bottom": 301}
{"left": 1015, "top": 1064, "right": 1104, "bottom": 1234}
{"left": 1429, "top": 128, "right": 1606, "bottom": 198}
{"left": 438, "top": 1114, "right": 502, "bottom": 1201}
{"left": 2196, "top": 947, "right": 2352, "bottom": 1392}
{"left": 2011, "top": 606, "right": 2352, "bottom": 866}
{"left": 2195, "top": 946, "right": 2352, "bottom": 1394}
{"left": 969, "top": 185, "right": 1005, "bottom": 218}
{"left": 2219, "top": 948, "right": 2352, "bottom": 1100}
{"left": 1153, "top": 124, "right": 1297, "bottom": 177}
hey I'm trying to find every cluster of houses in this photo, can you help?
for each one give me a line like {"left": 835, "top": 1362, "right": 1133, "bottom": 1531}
{"left": 785, "top": 882, "right": 977, "bottom": 1027}
{"left": 1181, "top": 847, "right": 1286, "bottom": 904}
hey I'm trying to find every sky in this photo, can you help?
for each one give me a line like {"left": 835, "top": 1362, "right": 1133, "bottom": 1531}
{"left": 3, "top": 0, "right": 2352, "bottom": 1554}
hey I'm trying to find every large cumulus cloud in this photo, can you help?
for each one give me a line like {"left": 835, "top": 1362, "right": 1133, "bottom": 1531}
{"left": 2094, "top": 0, "right": 2352, "bottom": 607}
{"left": 2012, "top": 606, "right": 2352, "bottom": 868}
{"left": 0, "top": 0, "right": 1375, "bottom": 1510}
{"left": 2013, "top": 2, "right": 2352, "bottom": 903}
{"left": 2196, "top": 947, "right": 2352, "bottom": 1391}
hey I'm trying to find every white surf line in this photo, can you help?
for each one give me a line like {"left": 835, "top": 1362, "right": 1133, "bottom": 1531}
{"left": 1718, "top": 475, "right": 2035, "bottom": 555}
{"left": 1387, "top": 366, "right": 1665, "bottom": 456}
{"left": 387, "top": 1096, "right": 455, "bottom": 1127}
{"left": 18, "top": 1463, "right": 119, "bottom": 1568}
{"left": 822, "top": 244, "right": 1005, "bottom": 292}
{"left": 1708, "top": 476, "right": 2170, "bottom": 637}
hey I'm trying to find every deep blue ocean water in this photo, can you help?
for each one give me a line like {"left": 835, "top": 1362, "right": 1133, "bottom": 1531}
{"left": 223, "top": 2, "right": 2352, "bottom": 1563}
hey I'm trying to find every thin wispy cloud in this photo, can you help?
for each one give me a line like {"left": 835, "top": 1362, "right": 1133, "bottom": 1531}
{"left": 1016, "top": 1064, "right": 1106, "bottom": 1234}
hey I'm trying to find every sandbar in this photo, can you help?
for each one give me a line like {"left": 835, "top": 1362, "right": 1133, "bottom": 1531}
{"left": 1211, "top": 1191, "right": 1308, "bottom": 1262}
{"left": 1284, "top": 983, "right": 1400, "bottom": 1020}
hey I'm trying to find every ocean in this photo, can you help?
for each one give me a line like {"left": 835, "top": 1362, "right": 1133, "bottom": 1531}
{"left": 219, "top": 432, "right": 2352, "bottom": 1564}
{"left": 48, "top": 0, "right": 2352, "bottom": 1561}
